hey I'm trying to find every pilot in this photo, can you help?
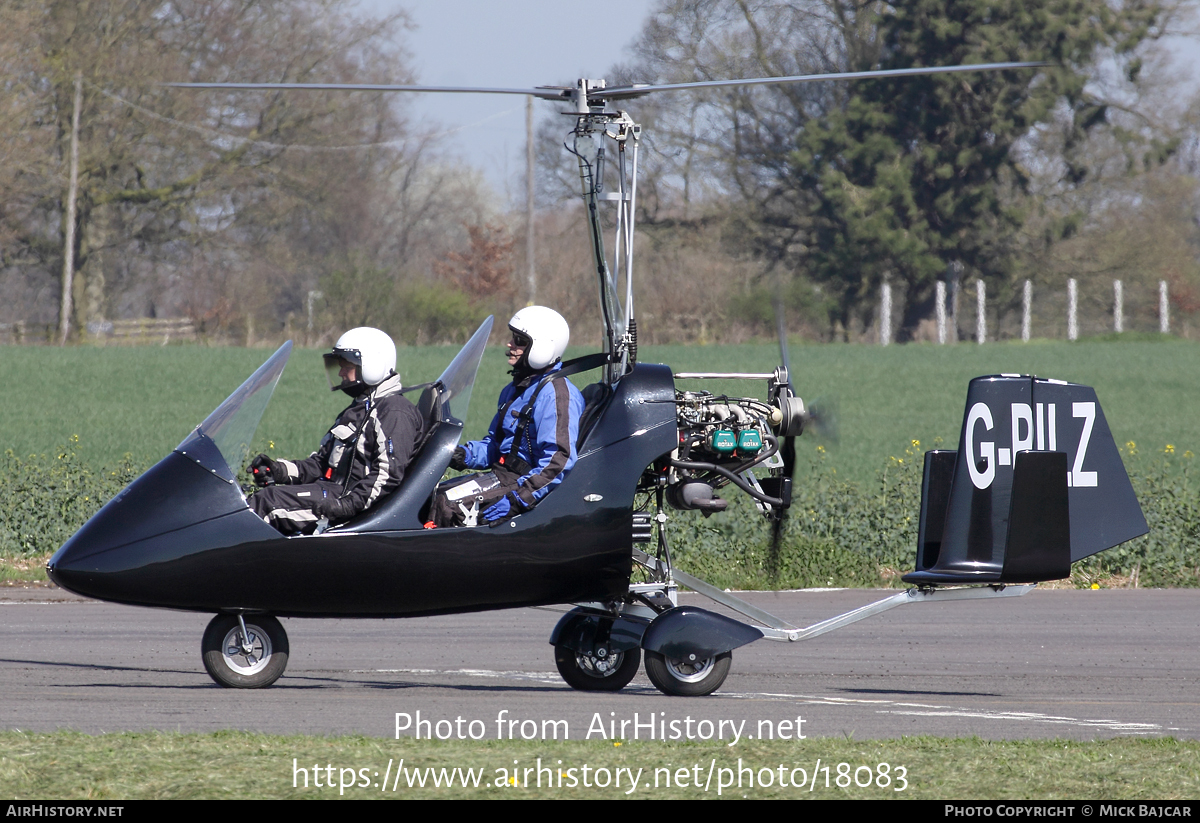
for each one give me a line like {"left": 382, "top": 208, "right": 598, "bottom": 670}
{"left": 432, "top": 306, "right": 584, "bottom": 527}
{"left": 247, "top": 327, "right": 424, "bottom": 535}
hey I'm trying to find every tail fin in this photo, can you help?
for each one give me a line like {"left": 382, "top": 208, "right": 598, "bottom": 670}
{"left": 903, "top": 375, "right": 1146, "bottom": 585}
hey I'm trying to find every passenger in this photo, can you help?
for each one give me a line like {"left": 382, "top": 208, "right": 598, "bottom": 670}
{"left": 248, "top": 327, "right": 424, "bottom": 535}
{"left": 432, "top": 307, "right": 584, "bottom": 527}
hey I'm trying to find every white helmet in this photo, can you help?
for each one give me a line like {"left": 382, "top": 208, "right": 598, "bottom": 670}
{"left": 324, "top": 327, "right": 397, "bottom": 394}
{"left": 509, "top": 306, "right": 569, "bottom": 370}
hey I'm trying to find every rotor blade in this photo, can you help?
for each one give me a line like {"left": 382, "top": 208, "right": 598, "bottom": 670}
{"left": 164, "top": 82, "right": 572, "bottom": 101}
{"left": 165, "top": 62, "right": 1045, "bottom": 109}
{"left": 598, "top": 61, "right": 1047, "bottom": 102}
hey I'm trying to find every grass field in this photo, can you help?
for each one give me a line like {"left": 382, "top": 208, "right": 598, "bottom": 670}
{"left": 3, "top": 336, "right": 1197, "bottom": 586}
{"left": 7, "top": 336, "right": 1199, "bottom": 485}
{"left": 2, "top": 731, "right": 1197, "bottom": 799}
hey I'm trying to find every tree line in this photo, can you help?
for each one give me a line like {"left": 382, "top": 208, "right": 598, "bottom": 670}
{"left": 541, "top": 0, "right": 1200, "bottom": 343}
{"left": 2, "top": 1, "right": 1198, "bottom": 347}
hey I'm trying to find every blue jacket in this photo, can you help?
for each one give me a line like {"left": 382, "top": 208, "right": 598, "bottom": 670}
{"left": 461, "top": 363, "right": 585, "bottom": 509}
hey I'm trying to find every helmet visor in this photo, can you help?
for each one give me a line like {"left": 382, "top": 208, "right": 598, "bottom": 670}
{"left": 323, "top": 349, "right": 363, "bottom": 392}
{"left": 508, "top": 327, "right": 532, "bottom": 349}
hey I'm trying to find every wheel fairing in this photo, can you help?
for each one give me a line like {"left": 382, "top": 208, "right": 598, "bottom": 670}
{"left": 641, "top": 606, "right": 763, "bottom": 658}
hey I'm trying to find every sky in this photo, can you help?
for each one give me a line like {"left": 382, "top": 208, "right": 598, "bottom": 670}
{"left": 357, "top": 0, "right": 658, "bottom": 198}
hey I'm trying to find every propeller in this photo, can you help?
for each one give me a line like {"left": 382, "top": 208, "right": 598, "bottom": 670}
{"left": 767, "top": 297, "right": 798, "bottom": 583}
{"left": 764, "top": 288, "right": 842, "bottom": 581}
{"left": 802, "top": 395, "right": 839, "bottom": 445}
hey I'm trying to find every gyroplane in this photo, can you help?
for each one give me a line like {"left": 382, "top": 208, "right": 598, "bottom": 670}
{"left": 48, "top": 63, "right": 1148, "bottom": 695}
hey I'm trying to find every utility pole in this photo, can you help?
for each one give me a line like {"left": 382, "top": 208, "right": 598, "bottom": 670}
{"left": 526, "top": 95, "right": 536, "bottom": 305}
{"left": 59, "top": 71, "right": 82, "bottom": 346}
{"left": 935, "top": 281, "right": 946, "bottom": 344}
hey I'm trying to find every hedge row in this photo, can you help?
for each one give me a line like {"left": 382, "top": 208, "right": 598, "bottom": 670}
{"left": 667, "top": 440, "right": 1200, "bottom": 589}
{"left": 4, "top": 439, "right": 1197, "bottom": 588}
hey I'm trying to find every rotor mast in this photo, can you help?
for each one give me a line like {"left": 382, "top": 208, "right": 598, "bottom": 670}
{"left": 568, "top": 79, "right": 641, "bottom": 385}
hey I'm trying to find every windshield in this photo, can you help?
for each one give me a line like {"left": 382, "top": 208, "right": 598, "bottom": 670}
{"left": 177, "top": 342, "right": 292, "bottom": 481}
{"left": 437, "top": 316, "right": 493, "bottom": 424}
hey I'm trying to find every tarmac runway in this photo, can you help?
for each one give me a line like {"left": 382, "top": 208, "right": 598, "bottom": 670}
{"left": 2, "top": 586, "right": 1197, "bottom": 741}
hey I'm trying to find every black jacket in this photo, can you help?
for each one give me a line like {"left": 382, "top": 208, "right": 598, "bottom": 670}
{"left": 276, "top": 374, "right": 424, "bottom": 520}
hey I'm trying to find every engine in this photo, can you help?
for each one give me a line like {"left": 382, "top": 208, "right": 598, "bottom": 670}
{"left": 664, "top": 389, "right": 786, "bottom": 515}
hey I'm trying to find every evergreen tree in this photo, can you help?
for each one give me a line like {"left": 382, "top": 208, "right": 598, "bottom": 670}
{"left": 782, "top": 0, "right": 1169, "bottom": 338}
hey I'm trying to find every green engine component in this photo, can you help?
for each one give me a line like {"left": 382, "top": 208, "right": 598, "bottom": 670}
{"left": 737, "top": 428, "right": 763, "bottom": 453}
{"left": 709, "top": 429, "right": 737, "bottom": 454}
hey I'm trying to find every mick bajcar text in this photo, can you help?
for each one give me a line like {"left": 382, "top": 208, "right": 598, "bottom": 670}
{"left": 395, "top": 710, "right": 806, "bottom": 744}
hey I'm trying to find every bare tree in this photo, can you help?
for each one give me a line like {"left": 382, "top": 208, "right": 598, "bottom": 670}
{"left": 0, "top": 0, "right": 505, "bottom": 342}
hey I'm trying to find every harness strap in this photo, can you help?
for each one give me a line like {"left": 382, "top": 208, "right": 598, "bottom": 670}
{"left": 506, "top": 376, "right": 557, "bottom": 470}
{"left": 502, "top": 352, "right": 609, "bottom": 475}
{"left": 329, "top": 393, "right": 380, "bottom": 489}
{"left": 399, "top": 380, "right": 436, "bottom": 396}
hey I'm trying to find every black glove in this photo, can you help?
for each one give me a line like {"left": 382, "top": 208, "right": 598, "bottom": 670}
{"left": 249, "top": 454, "right": 280, "bottom": 487}
{"left": 449, "top": 446, "right": 467, "bottom": 471}
{"left": 312, "top": 490, "right": 350, "bottom": 521}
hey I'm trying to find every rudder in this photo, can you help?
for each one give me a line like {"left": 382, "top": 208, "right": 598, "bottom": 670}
{"left": 903, "top": 375, "right": 1146, "bottom": 585}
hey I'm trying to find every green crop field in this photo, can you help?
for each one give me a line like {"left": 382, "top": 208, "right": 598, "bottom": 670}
{"left": 6, "top": 336, "right": 1199, "bottom": 484}
{"left": 3, "top": 337, "right": 1198, "bottom": 588}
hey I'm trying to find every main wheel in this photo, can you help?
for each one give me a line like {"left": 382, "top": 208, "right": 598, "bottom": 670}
{"left": 644, "top": 650, "right": 731, "bottom": 696}
{"left": 555, "top": 644, "right": 641, "bottom": 692}
{"left": 202, "top": 614, "right": 289, "bottom": 689}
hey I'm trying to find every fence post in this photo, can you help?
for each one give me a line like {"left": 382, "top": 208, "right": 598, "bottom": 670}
{"left": 1113, "top": 279, "right": 1123, "bottom": 333}
{"left": 1067, "top": 278, "right": 1078, "bottom": 341}
{"left": 976, "top": 280, "right": 986, "bottom": 344}
{"left": 1022, "top": 279, "right": 1032, "bottom": 342}
{"left": 949, "top": 264, "right": 961, "bottom": 344}
{"left": 879, "top": 282, "right": 892, "bottom": 346}
{"left": 60, "top": 71, "right": 82, "bottom": 346}
{"left": 936, "top": 281, "right": 947, "bottom": 344}
{"left": 1159, "top": 280, "right": 1170, "bottom": 334}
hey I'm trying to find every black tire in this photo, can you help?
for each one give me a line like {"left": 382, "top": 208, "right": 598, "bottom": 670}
{"left": 644, "top": 650, "right": 731, "bottom": 696}
{"left": 202, "top": 614, "right": 289, "bottom": 689}
{"left": 555, "top": 644, "right": 641, "bottom": 692}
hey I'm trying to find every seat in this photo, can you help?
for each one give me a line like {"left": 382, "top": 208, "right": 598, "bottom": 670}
{"left": 329, "top": 381, "right": 452, "bottom": 532}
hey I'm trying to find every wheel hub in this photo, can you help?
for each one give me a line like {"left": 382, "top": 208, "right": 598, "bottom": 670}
{"left": 221, "top": 625, "right": 271, "bottom": 675}
{"left": 579, "top": 650, "right": 623, "bottom": 677}
{"left": 663, "top": 655, "right": 715, "bottom": 683}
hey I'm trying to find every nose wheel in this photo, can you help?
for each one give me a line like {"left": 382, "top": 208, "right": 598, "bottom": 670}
{"left": 202, "top": 614, "right": 289, "bottom": 688}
